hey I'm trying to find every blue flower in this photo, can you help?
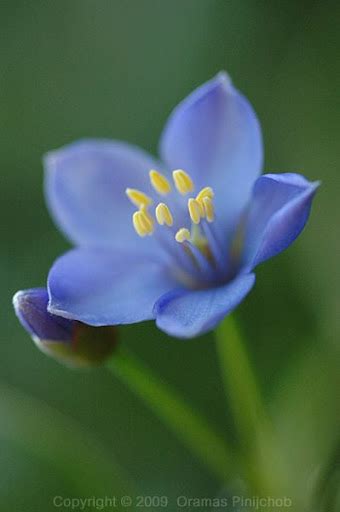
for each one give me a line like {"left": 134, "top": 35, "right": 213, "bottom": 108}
{"left": 13, "top": 288, "right": 117, "bottom": 365}
{"left": 43, "top": 72, "right": 318, "bottom": 338}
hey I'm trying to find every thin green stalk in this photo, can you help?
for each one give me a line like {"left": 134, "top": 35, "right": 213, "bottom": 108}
{"left": 215, "top": 316, "right": 289, "bottom": 503}
{"left": 215, "top": 315, "right": 265, "bottom": 449}
{"left": 107, "top": 348, "right": 236, "bottom": 483}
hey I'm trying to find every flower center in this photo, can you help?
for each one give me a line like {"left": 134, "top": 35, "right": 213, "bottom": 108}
{"left": 126, "top": 169, "right": 226, "bottom": 286}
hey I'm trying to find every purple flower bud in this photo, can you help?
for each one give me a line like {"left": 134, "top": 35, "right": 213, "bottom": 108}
{"left": 13, "top": 288, "right": 117, "bottom": 367}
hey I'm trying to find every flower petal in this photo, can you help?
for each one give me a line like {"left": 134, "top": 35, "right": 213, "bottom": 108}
{"left": 160, "top": 72, "right": 263, "bottom": 227}
{"left": 44, "top": 139, "right": 161, "bottom": 248}
{"left": 48, "top": 248, "right": 178, "bottom": 325}
{"left": 242, "top": 173, "right": 319, "bottom": 268}
{"left": 154, "top": 273, "right": 255, "bottom": 338}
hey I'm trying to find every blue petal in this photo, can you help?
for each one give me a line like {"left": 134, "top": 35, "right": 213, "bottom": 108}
{"left": 48, "top": 248, "right": 178, "bottom": 325}
{"left": 154, "top": 273, "right": 255, "bottom": 338}
{"left": 160, "top": 72, "right": 263, "bottom": 229}
{"left": 13, "top": 288, "right": 74, "bottom": 341}
{"left": 44, "top": 139, "right": 161, "bottom": 249}
{"left": 242, "top": 173, "right": 319, "bottom": 268}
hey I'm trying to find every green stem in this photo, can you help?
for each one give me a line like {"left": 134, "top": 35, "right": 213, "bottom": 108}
{"left": 107, "top": 348, "right": 236, "bottom": 483}
{"left": 215, "top": 315, "right": 279, "bottom": 499}
{"left": 216, "top": 318, "right": 301, "bottom": 509}
{"left": 215, "top": 315, "right": 265, "bottom": 449}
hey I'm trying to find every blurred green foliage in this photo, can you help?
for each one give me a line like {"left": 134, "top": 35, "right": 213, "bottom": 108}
{"left": 1, "top": 1, "right": 339, "bottom": 510}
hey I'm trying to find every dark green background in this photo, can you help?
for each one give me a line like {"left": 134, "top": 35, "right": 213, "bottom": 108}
{"left": 1, "top": 1, "right": 339, "bottom": 510}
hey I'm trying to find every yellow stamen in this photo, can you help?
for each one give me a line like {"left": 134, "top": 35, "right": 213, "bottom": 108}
{"left": 140, "top": 205, "right": 154, "bottom": 224}
{"left": 196, "top": 187, "right": 214, "bottom": 216}
{"left": 203, "top": 196, "right": 214, "bottom": 223}
{"left": 132, "top": 212, "right": 146, "bottom": 237}
{"left": 141, "top": 206, "right": 154, "bottom": 229}
{"left": 172, "top": 170, "right": 194, "bottom": 195}
{"left": 196, "top": 186, "right": 214, "bottom": 202}
{"left": 149, "top": 170, "right": 171, "bottom": 195}
{"left": 175, "top": 228, "right": 191, "bottom": 243}
{"left": 132, "top": 209, "right": 154, "bottom": 237}
{"left": 188, "top": 198, "right": 201, "bottom": 224}
{"left": 155, "top": 203, "right": 173, "bottom": 226}
{"left": 126, "top": 188, "right": 153, "bottom": 208}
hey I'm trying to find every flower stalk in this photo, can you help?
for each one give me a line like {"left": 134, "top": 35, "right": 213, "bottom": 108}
{"left": 107, "top": 348, "right": 237, "bottom": 483}
{"left": 215, "top": 315, "right": 272, "bottom": 494}
{"left": 215, "top": 315, "right": 265, "bottom": 450}
{"left": 215, "top": 316, "right": 290, "bottom": 503}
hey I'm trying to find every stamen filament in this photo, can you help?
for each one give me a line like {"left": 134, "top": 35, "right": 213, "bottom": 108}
{"left": 201, "top": 220, "right": 226, "bottom": 275}
{"left": 173, "top": 170, "right": 194, "bottom": 195}
{"left": 149, "top": 170, "right": 171, "bottom": 195}
{"left": 155, "top": 203, "right": 173, "bottom": 226}
{"left": 183, "top": 240, "right": 215, "bottom": 279}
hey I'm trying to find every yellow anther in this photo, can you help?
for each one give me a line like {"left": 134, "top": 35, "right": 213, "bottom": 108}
{"left": 140, "top": 205, "right": 154, "bottom": 225}
{"left": 188, "top": 198, "right": 201, "bottom": 225}
{"left": 126, "top": 188, "right": 153, "bottom": 208}
{"left": 132, "top": 212, "right": 145, "bottom": 237}
{"left": 203, "top": 196, "right": 214, "bottom": 223}
{"left": 141, "top": 206, "right": 155, "bottom": 229}
{"left": 172, "top": 170, "right": 194, "bottom": 195}
{"left": 175, "top": 228, "right": 191, "bottom": 243}
{"left": 155, "top": 203, "right": 173, "bottom": 226}
{"left": 132, "top": 209, "right": 154, "bottom": 237}
{"left": 196, "top": 186, "right": 214, "bottom": 202}
{"left": 196, "top": 187, "right": 214, "bottom": 216}
{"left": 149, "top": 170, "right": 171, "bottom": 195}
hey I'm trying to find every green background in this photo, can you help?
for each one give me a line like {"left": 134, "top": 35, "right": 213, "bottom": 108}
{"left": 1, "top": 1, "right": 339, "bottom": 510}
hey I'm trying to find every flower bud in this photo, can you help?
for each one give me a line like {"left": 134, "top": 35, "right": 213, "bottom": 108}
{"left": 13, "top": 288, "right": 117, "bottom": 367}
